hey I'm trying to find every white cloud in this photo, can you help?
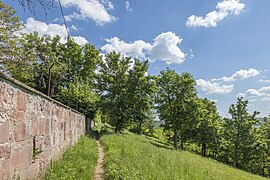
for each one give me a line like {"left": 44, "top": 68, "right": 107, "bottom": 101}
{"left": 209, "top": 99, "right": 219, "bottom": 103}
{"left": 196, "top": 79, "right": 234, "bottom": 94}
{"left": 23, "top": 18, "right": 88, "bottom": 46}
{"left": 72, "top": 36, "right": 89, "bottom": 45}
{"left": 186, "top": 0, "right": 245, "bottom": 27}
{"left": 259, "top": 79, "right": 270, "bottom": 83}
{"left": 101, "top": 32, "right": 186, "bottom": 64}
{"left": 238, "top": 86, "right": 270, "bottom": 102}
{"left": 149, "top": 32, "right": 186, "bottom": 64}
{"left": 61, "top": 0, "right": 117, "bottom": 25}
{"left": 125, "top": 1, "right": 132, "bottom": 12}
{"left": 101, "top": 37, "right": 151, "bottom": 59}
{"left": 212, "top": 68, "right": 260, "bottom": 82}
{"left": 101, "top": 0, "right": 114, "bottom": 10}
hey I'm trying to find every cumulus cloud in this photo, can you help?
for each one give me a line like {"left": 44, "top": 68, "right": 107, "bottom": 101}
{"left": 186, "top": 0, "right": 245, "bottom": 27}
{"left": 72, "top": 36, "right": 89, "bottom": 45}
{"left": 101, "top": 32, "right": 186, "bottom": 64}
{"left": 238, "top": 86, "right": 270, "bottom": 102}
{"left": 101, "top": 37, "right": 151, "bottom": 59}
{"left": 61, "top": 0, "right": 117, "bottom": 25}
{"left": 212, "top": 68, "right": 260, "bottom": 82}
{"left": 149, "top": 32, "right": 186, "bottom": 64}
{"left": 125, "top": 1, "right": 132, "bottom": 12}
{"left": 196, "top": 79, "right": 234, "bottom": 94}
{"left": 23, "top": 18, "right": 88, "bottom": 46}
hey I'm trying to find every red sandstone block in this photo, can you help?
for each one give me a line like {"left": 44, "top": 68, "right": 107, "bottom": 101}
{"left": 39, "top": 120, "right": 45, "bottom": 135}
{"left": 45, "top": 120, "right": 50, "bottom": 134}
{"left": 57, "top": 107, "right": 63, "bottom": 119}
{"left": 32, "top": 119, "right": 39, "bottom": 136}
{"left": 44, "top": 102, "right": 51, "bottom": 116}
{"left": 12, "top": 149, "right": 28, "bottom": 171}
{"left": 17, "top": 92, "right": 26, "bottom": 112}
{"left": 12, "top": 111, "right": 25, "bottom": 121}
{"left": 0, "top": 122, "right": 9, "bottom": 143}
{"left": 0, "top": 93, "right": 3, "bottom": 109}
{"left": 25, "top": 162, "right": 39, "bottom": 179}
{"left": 0, "top": 146, "right": 11, "bottom": 158}
{"left": 15, "top": 122, "right": 26, "bottom": 142}
{"left": 27, "top": 145, "right": 33, "bottom": 165}
{"left": 0, "top": 159, "right": 11, "bottom": 180}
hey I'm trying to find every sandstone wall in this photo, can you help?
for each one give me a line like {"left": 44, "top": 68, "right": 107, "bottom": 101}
{"left": 0, "top": 73, "right": 85, "bottom": 179}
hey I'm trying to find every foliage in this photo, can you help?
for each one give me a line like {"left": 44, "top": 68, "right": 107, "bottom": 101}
{"left": 1, "top": 2, "right": 269, "bottom": 177}
{"left": 98, "top": 53, "right": 155, "bottom": 133}
{"left": 195, "top": 98, "right": 221, "bottom": 157}
{"left": 44, "top": 136, "right": 98, "bottom": 180}
{"left": 97, "top": 52, "right": 132, "bottom": 133}
{"left": 156, "top": 68, "right": 197, "bottom": 149}
{"left": 0, "top": 1, "right": 23, "bottom": 72}
{"left": 1, "top": 6, "right": 101, "bottom": 116}
{"left": 226, "top": 97, "right": 259, "bottom": 169}
{"left": 126, "top": 59, "right": 156, "bottom": 134}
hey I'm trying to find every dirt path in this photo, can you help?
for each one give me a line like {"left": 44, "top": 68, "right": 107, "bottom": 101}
{"left": 93, "top": 140, "right": 105, "bottom": 180}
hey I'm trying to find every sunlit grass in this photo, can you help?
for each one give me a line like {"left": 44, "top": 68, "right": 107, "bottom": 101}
{"left": 101, "top": 133, "right": 266, "bottom": 180}
{"left": 43, "top": 135, "right": 98, "bottom": 180}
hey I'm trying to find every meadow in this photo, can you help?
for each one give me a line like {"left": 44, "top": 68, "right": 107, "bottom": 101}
{"left": 43, "top": 135, "right": 98, "bottom": 180}
{"left": 101, "top": 133, "right": 266, "bottom": 180}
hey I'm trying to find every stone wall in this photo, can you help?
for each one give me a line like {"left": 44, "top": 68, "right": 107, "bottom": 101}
{"left": 0, "top": 73, "right": 85, "bottom": 179}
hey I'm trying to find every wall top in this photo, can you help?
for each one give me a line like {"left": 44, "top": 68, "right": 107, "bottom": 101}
{"left": 0, "top": 72, "right": 83, "bottom": 116}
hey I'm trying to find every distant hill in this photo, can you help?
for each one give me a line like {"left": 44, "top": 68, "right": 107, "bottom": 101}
{"left": 154, "top": 120, "right": 164, "bottom": 128}
{"left": 258, "top": 117, "right": 265, "bottom": 123}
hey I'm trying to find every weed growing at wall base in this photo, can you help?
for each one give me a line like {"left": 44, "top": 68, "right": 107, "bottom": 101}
{"left": 43, "top": 135, "right": 98, "bottom": 180}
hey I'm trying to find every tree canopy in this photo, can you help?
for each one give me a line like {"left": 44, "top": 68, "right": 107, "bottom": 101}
{"left": 1, "top": 2, "right": 270, "bottom": 177}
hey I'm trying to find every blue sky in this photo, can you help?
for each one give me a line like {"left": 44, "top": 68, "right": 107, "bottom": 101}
{"left": 4, "top": 0, "right": 270, "bottom": 117}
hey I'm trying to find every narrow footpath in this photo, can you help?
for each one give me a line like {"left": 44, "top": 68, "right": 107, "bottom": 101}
{"left": 93, "top": 140, "right": 105, "bottom": 180}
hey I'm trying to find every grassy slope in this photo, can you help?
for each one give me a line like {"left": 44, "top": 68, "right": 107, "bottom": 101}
{"left": 101, "top": 133, "right": 266, "bottom": 180}
{"left": 44, "top": 135, "right": 98, "bottom": 180}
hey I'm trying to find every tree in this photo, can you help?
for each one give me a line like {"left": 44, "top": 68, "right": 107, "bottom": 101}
{"left": 227, "top": 97, "right": 259, "bottom": 168}
{"left": 195, "top": 98, "right": 220, "bottom": 157}
{"left": 156, "top": 69, "right": 197, "bottom": 149}
{"left": 56, "top": 77, "right": 99, "bottom": 118}
{"left": 126, "top": 59, "right": 156, "bottom": 134}
{"left": 55, "top": 38, "right": 101, "bottom": 117}
{"left": 252, "top": 117, "right": 270, "bottom": 177}
{"left": 97, "top": 52, "right": 132, "bottom": 133}
{"left": 0, "top": 1, "right": 23, "bottom": 72}
{"left": 260, "top": 117, "right": 270, "bottom": 177}
{"left": 4, "top": 32, "right": 66, "bottom": 96}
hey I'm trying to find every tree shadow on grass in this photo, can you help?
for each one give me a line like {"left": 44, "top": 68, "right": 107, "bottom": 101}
{"left": 86, "top": 127, "right": 115, "bottom": 140}
{"left": 145, "top": 136, "right": 174, "bottom": 150}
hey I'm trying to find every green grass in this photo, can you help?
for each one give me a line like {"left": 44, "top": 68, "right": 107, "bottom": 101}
{"left": 101, "top": 133, "right": 266, "bottom": 180}
{"left": 43, "top": 135, "right": 98, "bottom": 180}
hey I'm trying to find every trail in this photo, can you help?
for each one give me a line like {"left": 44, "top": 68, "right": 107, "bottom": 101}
{"left": 93, "top": 140, "right": 105, "bottom": 180}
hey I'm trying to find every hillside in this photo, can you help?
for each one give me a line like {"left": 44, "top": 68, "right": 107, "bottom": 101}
{"left": 101, "top": 133, "right": 266, "bottom": 180}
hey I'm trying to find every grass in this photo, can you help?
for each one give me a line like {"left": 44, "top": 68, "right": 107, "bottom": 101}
{"left": 101, "top": 133, "right": 266, "bottom": 180}
{"left": 43, "top": 135, "right": 98, "bottom": 180}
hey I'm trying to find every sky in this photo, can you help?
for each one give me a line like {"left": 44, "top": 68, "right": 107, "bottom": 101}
{"left": 4, "top": 0, "right": 270, "bottom": 117}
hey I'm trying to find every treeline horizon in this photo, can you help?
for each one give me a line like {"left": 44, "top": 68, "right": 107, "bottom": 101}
{"left": 1, "top": 1, "right": 269, "bottom": 178}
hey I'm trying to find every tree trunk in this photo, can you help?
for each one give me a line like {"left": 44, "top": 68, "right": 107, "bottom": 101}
{"left": 115, "top": 120, "right": 122, "bottom": 133}
{"left": 137, "top": 121, "right": 142, "bottom": 135}
{"left": 267, "top": 166, "right": 270, "bottom": 178}
{"left": 180, "top": 135, "right": 184, "bottom": 150}
{"left": 173, "top": 130, "right": 178, "bottom": 150}
{"left": 201, "top": 143, "right": 206, "bottom": 157}
{"left": 233, "top": 147, "right": 238, "bottom": 168}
